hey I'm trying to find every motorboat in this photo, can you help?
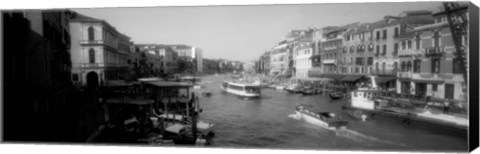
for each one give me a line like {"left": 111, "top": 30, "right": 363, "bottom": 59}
{"left": 295, "top": 105, "right": 347, "bottom": 129}
{"left": 201, "top": 89, "right": 212, "bottom": 97}
{"left": 221, "top": 81, "right": 261, "bottom": 97}
{"left": 329, "top": 91, "right": 343, "bottom": 100}
{"left": 284, "top": 83, "right": 302, "bottom": 93}
{"left": 299, "top": 87, "right": 316, "bottom": 95}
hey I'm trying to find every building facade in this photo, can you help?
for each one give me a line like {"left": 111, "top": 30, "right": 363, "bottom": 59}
{"left": 396, "top": 7, "right": 467, "bottom": 102}
{"left": 69, "top": 13, "right": 130, "bottom": 87}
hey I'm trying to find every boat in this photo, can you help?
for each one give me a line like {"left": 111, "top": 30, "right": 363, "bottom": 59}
{"left": 299, "top": 87, "right": 315, "bottom": 95}
{"left": 295, "top": 105, "right": 347, "bottom": 129}
{"left": 201, "top": 89, "right": 212, "bottom": 97}
{"left": 143, "top": 81, "right": 213, "bottom": 145}
{"left": 284, "top": 83, "right": 302, "bottom": 93}
{"left": 220, "top": 81, "right": 261, "bottom": 97}
{"left": 275, "top": 85, "right": 286, "bottom": 90}
{"left": 329, "top": 91, "right": 343, "bottom": 99}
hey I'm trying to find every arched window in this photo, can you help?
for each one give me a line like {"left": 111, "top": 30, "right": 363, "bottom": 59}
{"left": 88, "top": 27, "right": 95, "bottom": 41}
{"left": 375, "top": 62, "right": 380, "bottom": 73}
{"left": 89, "top": 48, "right": 95, "bottom": 63}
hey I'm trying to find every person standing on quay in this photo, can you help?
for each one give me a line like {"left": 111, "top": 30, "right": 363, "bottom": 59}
{"left": 443, "top": 100, "right": 450, "bottom": 115}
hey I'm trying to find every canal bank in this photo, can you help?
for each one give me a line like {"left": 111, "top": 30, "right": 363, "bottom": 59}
{"left": 198, "top": 74, "right": 467, "bottom": 151}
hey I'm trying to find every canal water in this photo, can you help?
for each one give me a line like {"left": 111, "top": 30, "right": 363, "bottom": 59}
{"left": 196, "top": 74, "right": 467, "bottom": 151}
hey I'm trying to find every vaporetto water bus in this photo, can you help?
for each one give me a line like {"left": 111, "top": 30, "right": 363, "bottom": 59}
{"left": 221, "top": 81, "right": 261, "bottom": 98}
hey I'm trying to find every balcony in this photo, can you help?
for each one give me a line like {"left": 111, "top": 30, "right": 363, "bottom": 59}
{"left": 425, "top": 47, "right": 445, "bottom": 57}
{"left": 398, "top": 49, "right": 423, "bottom": 57}
{"left": 397, "top": 71, "right": 412, "bottom": 78}
{"left": 397, "top": 72, "right": 464, "bottom": 82}
{"left": 322, "top": 59, "right": 337, "bottom": 64}
{"left": 372, "top": 69, "right": 397, "bottom": 75}
{"left": 80, "top": 40, "right": 104, "bottom": 44}
{"left": 81, "top": 63, "right": 105, "bottom": 68}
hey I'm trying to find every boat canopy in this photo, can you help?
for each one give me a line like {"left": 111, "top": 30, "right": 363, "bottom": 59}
{"left": 227, "top": 81, "right": 260, "bottom": 87}
{"left": 138, "top": 77, "right": 163, "bottom": 83}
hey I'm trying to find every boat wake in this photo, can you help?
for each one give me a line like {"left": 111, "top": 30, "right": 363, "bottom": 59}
{"left": 287, "top": 114, "right": 336, "bottom": 131}
{"left": 334, "top": 128, "right": 410, "bottom": 147}
{"left": 288, "top": 114, "right": 409, "bottom": 147}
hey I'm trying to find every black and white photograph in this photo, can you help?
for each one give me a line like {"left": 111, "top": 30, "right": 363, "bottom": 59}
{"left": 1, "top": 0, "right": 478, "bottom": 153}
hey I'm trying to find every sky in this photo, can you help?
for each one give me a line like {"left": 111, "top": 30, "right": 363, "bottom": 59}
{"left": 72, "top": 2, "right": 443, "bottom": 62}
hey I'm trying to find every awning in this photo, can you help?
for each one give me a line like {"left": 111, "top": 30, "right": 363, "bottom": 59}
{"left": 376, "top": 76, "right": 397, "bottom": 83}
{"left": 339, "top": 75, "right": 364, "bottom": 82}
{"left": 411, "top": 79, "right": 444, "bottom": 84}
{"left": 397, "top": 78, "right": 412, "bottom": 82}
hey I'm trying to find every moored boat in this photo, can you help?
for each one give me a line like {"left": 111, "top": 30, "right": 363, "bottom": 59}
{"left": 221, "top": 81, "right": 261, "bottom": 97}
{"left": 295, "top": 105, "right": 347, "bottom": 129}
{"left": 329, "top": 91, "right": 343, "bottom": 99}
{"left": 284, "top": 83, "right": 302, "bottom": 93}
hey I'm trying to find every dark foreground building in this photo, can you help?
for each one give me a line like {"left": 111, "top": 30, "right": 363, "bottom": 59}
{"left": 3, "top": 11, "right": 102, "bottom": 142}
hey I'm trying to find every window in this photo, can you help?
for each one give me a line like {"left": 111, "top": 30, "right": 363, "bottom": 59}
{"left": 432, "top": 58, "right": 440, "bottom": 73}
{"left": 414, "top": 59, "right": 421, "bottom": 73}
{"left": 382, "top": 44, "right": 387, "bottom": 55}
{"left": 394, "top": 43, "right": 398, "bottom": 55}
{"left": 72, "top": 74, "right": 79, "bottom": 81}
{"left": 401, "top": 61, "right": 406, "bottom": 71}
{"left": 89, "top": 48, "right": 95, "bottom": 63}
{"left": 383, "top": 29, "right": 387, "bottom": 39}
{"left": 407, "top": 40, "right": 412, "bottom": 49}
{"left": 394, "top": 27, "right": 399, "bottom": 37}
{"left": 402, "top": 41, "right": 406, "bottom": 50}
{"left": 350, "top": 46, "right": 355, "bottom": 53}
{"left": 88, "top": 27, "right": 95, "bottom": 41}
{"left": 376, "top": 45, "right": 380, "bottom": 56}
{"left": 432, "top": 84, "right": 438, "bottom": 91}
{"left": 415, "top": 35, "right": 421, "bottom": 50}
{"left": 407, "top": 61, "right": 412, "bottom": 72}
{"left": 453, "top": 58, "right": 463, "bottom": 74}
{"left": 356, "top": 57, "right": 364, "bottom": 66}
{"left": 376, "top": 31, "right": 380, "bottom": 39}
{"left": 433, "top": 32, "right": 441, "bottom": 47}
{"left": 367, "top": 57, "right": 373, "bottom": 65}
{"left": 382, "top": 62, "right": 386, "bottom": 73}
{"left": 368, "top": 43, "right": 374, "bottom": 51}
{"left": 393, "top": 62, "right": 398, "bottom": 72}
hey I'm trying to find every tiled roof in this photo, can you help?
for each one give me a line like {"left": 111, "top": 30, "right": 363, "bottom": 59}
{"left": 70, "top": 12, "right": 122, "bottom": 35}
{"left": 70, "top": 12, "right": 103, "bottom": 22}
{"left": 367, "top": 11, "right": 434, "bottom": 29}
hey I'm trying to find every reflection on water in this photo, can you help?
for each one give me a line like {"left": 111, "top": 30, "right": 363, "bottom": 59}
{"left": 198, "top": 74, "right": 467, "bottom": 151}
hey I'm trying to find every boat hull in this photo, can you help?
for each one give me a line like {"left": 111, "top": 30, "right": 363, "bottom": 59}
{"left": 221, "top": 86, "right": 260, "bottom": 98}
{"left": 295, "top": 110, "right": 347, "bottom": 129}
